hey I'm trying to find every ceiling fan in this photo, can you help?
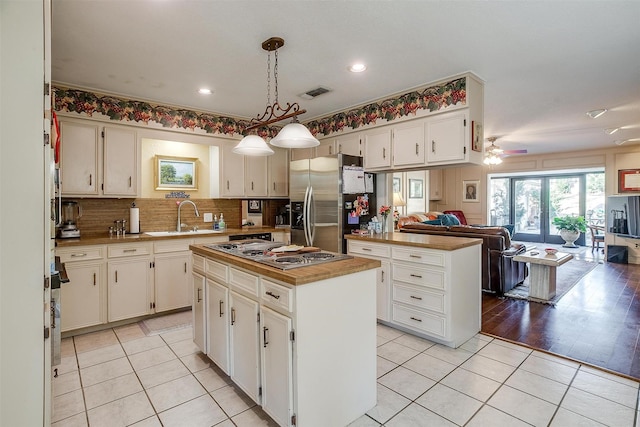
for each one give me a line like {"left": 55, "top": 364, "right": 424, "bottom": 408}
{"left": 485, "top": 136, "right": 528, "bottom": 157}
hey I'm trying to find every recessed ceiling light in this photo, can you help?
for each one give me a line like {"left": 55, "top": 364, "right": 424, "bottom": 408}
{"left": 198, "top": 88, "right": 212, "bottom": 95}
{"left": 604, "top": 127, "right": 619, "bottom": 135}
{"left": 586, "top": 108, "right": 607, "bottom": 119}
{"left": 348, "top": 63, "right": 367, "bottom": 73}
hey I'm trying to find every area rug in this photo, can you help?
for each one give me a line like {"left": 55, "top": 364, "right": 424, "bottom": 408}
{"left": 138, "top": 310, "right": 192, "bottom": 336}
{"left": 504, "top": 259, "right": 598, "bottom": 306}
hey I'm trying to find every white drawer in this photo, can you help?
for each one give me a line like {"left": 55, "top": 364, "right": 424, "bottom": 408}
{"left": 154, "top": 239, "right": 191, "bottom": 253}
{"left": 206, "top": 258, "right": 228, "bottom": 283}
{"left": 348, "top": 241, "right": 390, "bottom": 258}
{"left": 57, "top": 246, "right": 104, "bottom": 263}
{"left": 192, "top": 236, "right": 228, "bottom": 245}
{"left": 393, "top": 283, "right": 446, "bottom": 315}
{"left": 229, "top": 267, "right": 259, "bottom": 297}
{"left": 107, "top": 243, "right": 151, "bottom": 258}
{"left": 392, "top": 263, "right": 446, "bottom": 291}
{"left": 192, "top": 254, "right": 205, "bottom": 274}
{"left": 261, "top": 279, "right": 293, "bottom": 313}
{"left": 392, "top": 247, "right": 445, "bottom": 267}
{"left": 392, "top": 303, "right": 446, "bottom": 339}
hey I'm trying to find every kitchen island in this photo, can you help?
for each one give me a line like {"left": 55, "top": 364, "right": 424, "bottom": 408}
{"left": 190, "top": 243, "right": 380, "bottom": 427}
{"left": 346, "top": 232, "right": 482, "bottom": 348}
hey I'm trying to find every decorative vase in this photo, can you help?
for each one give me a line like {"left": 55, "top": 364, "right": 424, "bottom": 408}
{"left": 559, "top": 229, "right": 580, "bottom": 248}
{"left": 381, "top": 216, "right": 387, "bottom": 233}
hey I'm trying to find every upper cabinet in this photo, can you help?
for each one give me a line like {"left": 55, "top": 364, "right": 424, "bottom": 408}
{"left": 336, "top": 133, "right": 362, "bottom": 157}
{"left": 392, "top": 121, "right": 425, "bottom": 167}
{"left": 244, "top": 155, "right": 268, "bottom": 198}
{"left": 363, "top": 128, "right": 392, "bottom": 170}
{"left": 220, "top": 142, "right": 247, "bottom": 197}
{"left": 268, "top": 147, "right": 289, "bottom": 197}
{"left": 425, "top": 110, "right": 468, "bottom": 164}
{"left": 60, "top": 118, "right": 138, "bottom": 197}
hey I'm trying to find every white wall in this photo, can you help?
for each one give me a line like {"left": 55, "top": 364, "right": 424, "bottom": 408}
{"left": 1, "top": 0, "right": 47, "bottom": 425}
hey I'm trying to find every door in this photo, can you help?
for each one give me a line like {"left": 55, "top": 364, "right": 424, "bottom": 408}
{"left": 154, "top": 252, "right": 191, "bottom": 312}
{"left": 229, "top": 291, "right": 260, "bottom": 402}
{"left": 546, "top": 176, "right": 585, "bottom": 245}
{"left": 425, "top": 111, "right": 467, "bottom": 163}
{"left": 61, "top": 261, "right": 103, "bottom": 331}
{"left": 512, "top": 178, "right": 542, "bottom": 242}
{"left": 309, "top": 156, "right": 341, "bottom": 252}
{"left": 207, "top": 279, "right": 229, "bottom": 374}
{"left": 192, "top": 271, "right": 206, "bottom": 353}
{"left": 260, "top": 306, "right": 293, "bottom": 427}
{"left": 60, "top": 120, "right": 99, "bottom": 195}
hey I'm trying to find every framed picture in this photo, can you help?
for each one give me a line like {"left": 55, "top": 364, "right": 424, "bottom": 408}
{"left": 463, "top": 180, "right": 480, "bottom": 202}
{"left": 248, "top": 199, "right": 262, "bottom": 213}
{"left": 155, "top": 155, "right": 198, "bottom": 190}
{"left": 618, "top": 169, "right": 640, "bottom": 193}
{"left": 409, "top": 179, "right": 423, "bottom": 199}
{"left": 393, "top": 177, "right": 401, "bottom": 193}
{"left": 471, "top": 121, "right": 483, "bottom": 152}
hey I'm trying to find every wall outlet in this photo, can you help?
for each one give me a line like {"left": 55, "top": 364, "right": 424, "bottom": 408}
{"left": 203, "top": 213, "right": 213, "bottom": 223}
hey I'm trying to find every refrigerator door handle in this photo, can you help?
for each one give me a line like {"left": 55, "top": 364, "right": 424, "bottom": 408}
{"left": 308, "top": 186, "right": 316, "bottom": 246}
{"left": 303, "top": 186, "right": 311, "bottom": 246}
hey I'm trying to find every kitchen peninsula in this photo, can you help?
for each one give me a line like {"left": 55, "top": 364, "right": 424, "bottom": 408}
{"left": 190, "top": 242, "right": 380, "bottom": 427}
{"left": 346, "top": 232, "right": 482, "bottom": 348}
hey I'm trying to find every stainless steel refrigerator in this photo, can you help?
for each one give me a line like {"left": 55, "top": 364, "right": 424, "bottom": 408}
{"left": 290, "top": 154, "right": 375, "bottom": 253}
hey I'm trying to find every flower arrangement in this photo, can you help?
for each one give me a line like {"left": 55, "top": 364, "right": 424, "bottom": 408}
{"left": 379, "top": 205, "right": 391, "bottom": 217}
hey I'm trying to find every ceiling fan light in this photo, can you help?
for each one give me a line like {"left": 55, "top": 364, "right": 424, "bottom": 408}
{"left": 586, "top": 109, "right": 607, "bottom": 119}
{"left": 232, "top": 135, "right": 274, "bottom": 156}
{"left": 269, "top": 123, "right": 320, "bottom": 148}
{"left": 483, "top": 153, "right": 502, "bottom": 165}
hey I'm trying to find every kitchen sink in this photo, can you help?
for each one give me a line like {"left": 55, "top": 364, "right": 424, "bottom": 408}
{"left": 145, "top": 229, "right": 223, "bottom": 237}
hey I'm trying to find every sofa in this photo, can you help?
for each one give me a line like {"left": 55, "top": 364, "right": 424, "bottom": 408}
{"left": 398, "top": 213, "right": 528, "bottom": 295}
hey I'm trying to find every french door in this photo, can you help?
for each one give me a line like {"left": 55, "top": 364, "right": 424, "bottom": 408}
{"left": 494, "top": 174, "right": 588, "bottom": 245}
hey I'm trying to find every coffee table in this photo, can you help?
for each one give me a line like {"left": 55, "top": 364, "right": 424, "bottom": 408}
{"left": 513, "top": 250, "right": 573, "bottom": 300}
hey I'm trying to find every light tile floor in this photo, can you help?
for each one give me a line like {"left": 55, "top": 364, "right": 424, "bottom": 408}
{"left": 53, "top": 317, "right": 640, "bottom": 426}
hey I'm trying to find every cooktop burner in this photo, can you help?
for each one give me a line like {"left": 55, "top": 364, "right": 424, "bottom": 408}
{"left": 203, "top": 240, "right": 352, "bottom": 270}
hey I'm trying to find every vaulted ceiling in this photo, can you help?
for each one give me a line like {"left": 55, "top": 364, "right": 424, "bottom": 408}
{"left": 52, "top": 1, "right": 640, "bottom": 155}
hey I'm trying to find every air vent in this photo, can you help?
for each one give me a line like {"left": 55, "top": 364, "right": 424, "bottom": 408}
{"left": 299, "top": 87, "right": 330, "bottom": 100}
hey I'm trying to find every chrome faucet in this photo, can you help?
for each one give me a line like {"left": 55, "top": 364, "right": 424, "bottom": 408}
{"left": 177, "top": 200, "right": 199, "bottom": 232}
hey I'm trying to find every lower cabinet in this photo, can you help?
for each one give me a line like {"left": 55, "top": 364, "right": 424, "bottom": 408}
{"left": 229, "top": 290, "right": 261, "bottom": 403}
{"left": 260, "top": 306, "right": 293, "bottom": 427}
{"left": 192, "top": 270, "right": 206, "bottom": 352}
{"left": 206, "top": 278, "right": 229, "bottom": 374}
{"left": 154, "top": 251, "right": 191, "bottom": 312}
{"left": 108, "top": 255, "right": 151, "bottom": 322}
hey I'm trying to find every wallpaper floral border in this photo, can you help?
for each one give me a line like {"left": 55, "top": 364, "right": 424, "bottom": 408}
{"left": 53, "top": 77, "right": 465, "bottom": 138}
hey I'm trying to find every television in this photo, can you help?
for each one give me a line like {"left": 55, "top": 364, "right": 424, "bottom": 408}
{"left": 607, "top": 195, "right": 640, "bottom": 237}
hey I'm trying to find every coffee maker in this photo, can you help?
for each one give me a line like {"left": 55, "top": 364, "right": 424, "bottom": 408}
{"left": 57, "top": 200, "right": 82, "bottom": 238}
{"left": 275, "top": 204, "right": 290, "bottom": 226}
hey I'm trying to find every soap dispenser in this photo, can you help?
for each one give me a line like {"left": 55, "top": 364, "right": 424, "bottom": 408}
{"left": 213, "top": 214, "right": 219, "bottom": 230}
{"left": 219, "top": 213, "right": 225, "bottom": 230}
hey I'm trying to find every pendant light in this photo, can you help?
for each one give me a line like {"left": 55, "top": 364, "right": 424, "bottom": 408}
{"left": 243, "top": 37, "right": 319, "bottom": 150}
{"left": 232, "top": 134, "right": 274, "bottom": 156}
{"left": 483, "top": 137, "right": 503, "bottom": 165}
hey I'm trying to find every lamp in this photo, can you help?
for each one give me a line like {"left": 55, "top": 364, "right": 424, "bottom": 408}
{"left": 483, "top": 137, "right": 503, "bottom": 165}
{"left": 243, "top": 37, "right": 319, "bottom": 150}
{"left": 392, "top": 192, "right": 406, "bottom": 230}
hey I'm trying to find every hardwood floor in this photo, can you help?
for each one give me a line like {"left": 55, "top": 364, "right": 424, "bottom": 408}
{"left": 482, "top": 246, "right": 640, "bottom": 380}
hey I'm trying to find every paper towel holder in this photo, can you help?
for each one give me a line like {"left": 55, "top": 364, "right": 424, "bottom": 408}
{"left": 130, "top": 202, "right": 140, "bottom": 234}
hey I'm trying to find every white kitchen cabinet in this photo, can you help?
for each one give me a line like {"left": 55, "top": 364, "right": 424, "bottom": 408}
{"left": 154, "top": 252, "right": 191, "bottom": 312}
{"left": 60, "top": 118, "right": 138, "bottom": 197}
{"left": 290, "top": 147, "right": 314, "bottom": 161}
{"left": 268, "top": 147, "right": 289, "bottom": 197}
{"left": 348, "top": 237, "right": 481, "bottom": 347}
{"left": 229, "top": 290, "right": 261, "bottom": 402}
{"left": 336, "top": 133, "right": 362, "bottom": 157}
{"left": 245, "top": 155, "right": 268, "bottom": 197}
{"left": 57, "top": 245, "right": 106, "bottom": 332}
{"left": 220, "top": 142, "right": 245, "bottom": 197}
{"left": 107, "top": 243, "right": 152, "bottom": 322}
{"left": 347, "top": 240, "right": 391, "bottom": 321}
{"left": 60, "top": 120, "right": 99, "bottom": 195}
{"left": 392, "top": 121, "right": 425, "bottom": 167}
{"left": 102, "top": 125, "right": 137, "bottom": 196}
{"left": 363, "top": 128, "right": 392, "bottom": 170}
{"left": 315, "top": 139, "right": 336, "bottom": 157}
{"left": 207, "top": 278, "right": 230, "bottom": 374}
{"left": 429, "top": 169, "right": 443, "bottom": 201}
{"left": 192, "top": 270, "right": 206, "bottom": 352}
{"left": 260, "top": 306, "right": 294, "bottom": 427}
{"left": 425, "top": 110, "right": 468, "bottom": 164}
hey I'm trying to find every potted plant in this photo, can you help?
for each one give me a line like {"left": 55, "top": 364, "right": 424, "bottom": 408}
{"left": 552, "top": 215, "right": 587, "bottom": 247}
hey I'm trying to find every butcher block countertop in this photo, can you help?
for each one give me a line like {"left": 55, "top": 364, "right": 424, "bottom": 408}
{"left": 345, "top": 232, "right": 482, "bottom": 251}
{"left": 190, "top": 244, "right": 381, "bottom": 286}
{"left": 55, "top": 227, "right": 283, "bottom": 248}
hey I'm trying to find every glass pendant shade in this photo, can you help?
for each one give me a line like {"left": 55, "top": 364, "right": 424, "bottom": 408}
{"left": 483, "top": 153, "right": 503, "bottom": 165}
{"left": 269, "top": 123, "right": 320, "bottom": 148}
{"left": 232, "top": 134, "right": 274, "bottom": 156}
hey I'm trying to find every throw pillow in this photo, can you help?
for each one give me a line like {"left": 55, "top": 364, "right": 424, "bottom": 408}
{"left": 502, "top": 224, "right": 515, "bottom": 236}
{"left": 438, "top": 214, "right": 461, "bottom": 226}
{"left": 422, "top": 219, "right": 443, "bottom": 225}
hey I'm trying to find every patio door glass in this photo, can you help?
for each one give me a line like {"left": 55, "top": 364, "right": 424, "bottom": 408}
{"left": 513, "top": 178, "right": 542, "bottom": 242}
{"left": 547, "top": 176, "right": 584, "bottom": 245}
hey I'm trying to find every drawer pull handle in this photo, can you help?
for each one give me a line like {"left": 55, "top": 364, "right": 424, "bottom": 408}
{"left": 123, "top": 249, "right": 137, "bottom": 253}
{"left": 410, "top": 295, "right": 422, "bottom": 300}
{"left": 93, "top": 273, "right": 96, "bottom": 286}
{"left": 410, "top": 316, "right": 422, "bottom": 322}
{"left": 71, "top": 253, "right": 87, "bottom": 258}
{"left": 219, "top": 300, "right": 224, "bottom": 317}
{"left": 410, "top": 274, "right": 423, "bottom": 279}
{"left": 266, "top": 291, "right": 280, "bottom": 300}
{"left": 409, "top": 254, "right": 421, "bottom": 258}
{"left": 362, "top": 248, "right": 372, "bottom": 251}
{"left": 231, "top": 307, "right": 236, "bottom": 325}
{"left": 263, "top": 326, "right": 269, "bottom": 348}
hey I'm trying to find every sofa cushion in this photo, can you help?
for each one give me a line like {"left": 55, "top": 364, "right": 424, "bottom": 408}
{"left": 448, "top": 225, "right": 511, "bottom": 247}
